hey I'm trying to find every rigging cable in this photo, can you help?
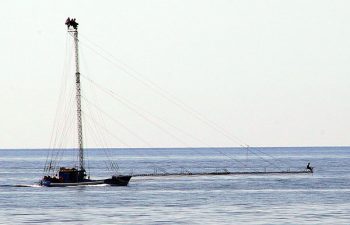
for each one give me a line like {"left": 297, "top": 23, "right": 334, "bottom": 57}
{"left": 81, "top": 75, "right": 257, "bottom": 172}
{"left": 81, "top": 47, "right": 118, "bottom": 174}
{"left": 78, "top": 35, "right": 292, "bottom": 170}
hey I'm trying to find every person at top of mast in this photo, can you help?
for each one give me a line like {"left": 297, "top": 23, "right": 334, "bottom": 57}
{"left": 65, "top": 17, "right": 78, "bottom": 30}
{"left": 65, "top": 17, "right": 71, "bottom": 28}
{"left": 71, "top": 18, "right": 78, "bottom": 29}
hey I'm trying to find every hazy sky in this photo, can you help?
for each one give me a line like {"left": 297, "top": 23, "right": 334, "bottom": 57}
{"left": 1, "top": 0, "right": 350, "bottom": 148}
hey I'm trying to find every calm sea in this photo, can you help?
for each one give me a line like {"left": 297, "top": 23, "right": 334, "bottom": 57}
{"left": 0, "top": 147, "right": 349, "bottom": 224}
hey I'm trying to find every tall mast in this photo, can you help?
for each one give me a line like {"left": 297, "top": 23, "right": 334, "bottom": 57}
{"left": 66, "top": 18, "right": 84, "bottom": 171}
{"left": 74, "top": 29, "right": 84, "bottom": 171}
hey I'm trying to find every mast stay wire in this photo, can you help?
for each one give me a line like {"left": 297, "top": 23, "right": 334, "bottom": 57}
{"left": 76, "top": 43, "right": 252, "bottom": 170}
{"left": 44, "top": 33, "right": 72, "bottom": 173}
{"left": 82, "top": 111, "right": 131, "bottom": 147}
{"left": 79, "top": 49, "right": 178, "bottom": 174}
{"left": 80, "top": 46, "right": 121, "bottom": 174}
{"left": 84, "top": 110, "right": 134, "bottom": 174}
{"left": 50, "top": 86, "right": 76, "bottom": 169}
{"left": 82, "top": 96, "right": 153, "bottom": 147}
{"left": 78, "top": 33, "right": 247, "bottom": 146}
{"left": 79, "top": 48, "right": 179, "bottom": 174}
{"left": 45, "top": 34, "right": 88, "bottom": 174}
{"left": 77, "top": 34, "right": 289, "bottom": 170}
{"left": 52, "top": 97, "right": 77, "bottom": 173}
{"left": 49, "top": 42, "right": 79, "bottom": 172}
{"left": 82, "top": 95, "right": 243, "bottom": 173}
{"left": 64, "top": 32, "right": 263, "bottom": 173}
{"left": 81, "top": 82, "right": 200, "bottom": 173}
{"left": 80, "top": 91, "right": 119, "bottom": 173}
{"left": 81, "top": 75, "right": 257, "bottom": 172}
{"left": 83, "top": 96, "right": 185, "bottom": 175}
{"left": 81, "top": 61, "right": 212, "bottom": 171}
{"left": 46, "top": 79, "right": 76, "bottom": 173}
{"left": 78, "top": 36, "right": 256, "bottom": 168}
{"left": 83, "top": 113, "right": 120, "bottom": 174}
{"left": 76, "top": 47, "right": 280, "bottom": 171}
{"left": 82, "top": 117, "right": 111, "bottom": 172}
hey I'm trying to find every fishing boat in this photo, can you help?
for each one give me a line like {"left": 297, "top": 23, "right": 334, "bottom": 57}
{"left": 40, "top": 18, "right": 131, "bottom": 187}
{"left": 40, "top": 18, "right": 312, "bottom": 187}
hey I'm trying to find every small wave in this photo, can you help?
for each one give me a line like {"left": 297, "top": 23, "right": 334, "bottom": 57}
{"left": 0, "top": 183, "right": 109, "bottom": 188}
{"left": 86, "top": 183, "right": 108, "bottom": 187}
{"left": 63, "top": 183, "right": 109, "bottom": 188}
{"left": 0, "top": 184, "right": 42, "bottom": 188}
{"left": 15, "top": 184, "right": 42, "bottom": 187}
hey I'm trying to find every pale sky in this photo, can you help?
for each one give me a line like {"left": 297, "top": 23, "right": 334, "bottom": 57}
{"left": 1, "top": 0, "right": 350, "bottom": 148}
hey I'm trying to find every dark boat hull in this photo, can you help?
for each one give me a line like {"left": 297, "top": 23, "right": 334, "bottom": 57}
{"left": 104, "top": 175, "right": 132, "bottom": 186}
{"left": 41, "top": 175, "right": 132, "bottom": 187}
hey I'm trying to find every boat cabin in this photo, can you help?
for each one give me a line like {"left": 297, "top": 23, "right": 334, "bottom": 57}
{"left": 59, "top": 167, "right": 86, "bottom": 183}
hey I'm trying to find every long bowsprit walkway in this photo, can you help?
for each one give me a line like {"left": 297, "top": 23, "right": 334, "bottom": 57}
{"left": 132, "top": 169, "right": 313, "bottom": 177}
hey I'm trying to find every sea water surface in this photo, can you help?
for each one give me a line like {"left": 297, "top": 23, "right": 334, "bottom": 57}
{"left": 0, "top": 147, "right": 349, "bottom": 224}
